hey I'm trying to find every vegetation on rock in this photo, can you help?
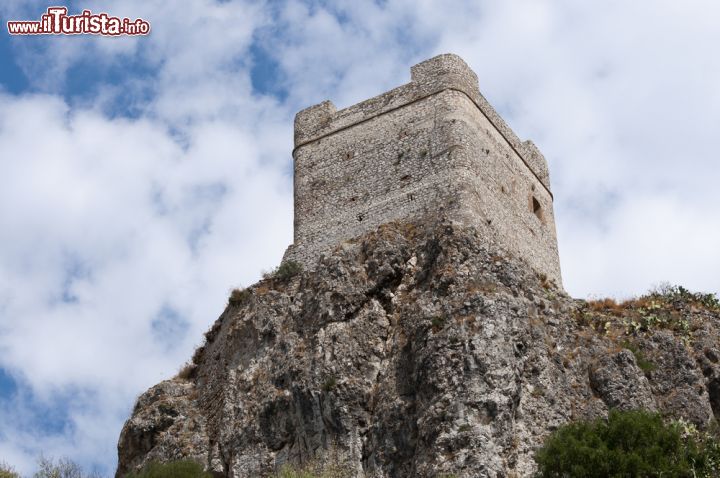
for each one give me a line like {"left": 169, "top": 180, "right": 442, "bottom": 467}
{"left": 124, "top": 460, "right": 212, "bottom": 478}
{"left": 535, "top": 409, "right": 720, "bottom": 478}
{"left": 228, "top": 287, "right": 252, "bottom": 305}
{"left": 263, "top": 260, "right": 303, "bottom": 281}
{"left": 274, "top": 464, "right": 350, "bottom": 478}
{"left": 581, "top": 283, "right": 720, "bottom": 339}
{"left": 116, "top": 222, "right": 720, "bottom": 477}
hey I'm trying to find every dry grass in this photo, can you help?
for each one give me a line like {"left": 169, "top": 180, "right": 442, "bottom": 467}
{"left": 586, "top": 298, "right": 626, "bottom": 315}
{"left": 537, "top": 273, "right": 554, "bottom": 290}
{"left": 229, "top": 287, "right": 252, "bottom": 305}
{"left": 399, "top": 221, "right": 420, "bottom": 240}
{"left": 177, "top": 361, "right": 197, "bottom": 380}
{"left": 618, "top": 296, "right": 653, "bottom": 310}
{"left": 466, "top": 280, "right": 499, "bottom": 295}
{"left": 254, "top": 281, "right": 273, "bottom": 296}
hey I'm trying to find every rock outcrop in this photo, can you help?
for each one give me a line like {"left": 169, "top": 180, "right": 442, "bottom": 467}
{"left": 116, "top": 221, "right": 720, "bottom": 477}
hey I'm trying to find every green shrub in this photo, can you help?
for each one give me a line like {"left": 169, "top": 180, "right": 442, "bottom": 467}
{"left": 430, "top": 316, "right": 446, "bottom": 331}
{"left": 124, "top": 460, "right": 212, "bottom": 478}
{"left": 322, "top": 376, "right": 337, "bottom": 392}
{"left": 535, "top": 410, "right": 720, "bottom": 477}
{"left": 649, "top": 283, "right": 720, "bottom": 311}
{"left": 686, "top": 420, "right": 720, "bottom": 478}
{"left": 534, "top": 409, "right": 707, "bottom": 477}
{"left": 265, "top": 260, "right": 303, "bottom": 281}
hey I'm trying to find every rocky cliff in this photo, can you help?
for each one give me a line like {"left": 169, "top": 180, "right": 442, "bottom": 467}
{"left": 116, "top": 221, "right": 720, "bottom": 477}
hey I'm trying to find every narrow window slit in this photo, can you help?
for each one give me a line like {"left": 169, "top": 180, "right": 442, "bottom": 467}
{"left": 532, "top": 196, "right": 543, "bottom": 221}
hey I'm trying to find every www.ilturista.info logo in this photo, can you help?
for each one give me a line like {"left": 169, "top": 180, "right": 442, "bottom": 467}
{"left": 7, "top": 7, "right": 150, "bottom": 36}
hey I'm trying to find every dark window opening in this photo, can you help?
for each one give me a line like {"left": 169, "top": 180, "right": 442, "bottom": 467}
{"left": 532, "top": 196, "right": 543, "bottom": 221}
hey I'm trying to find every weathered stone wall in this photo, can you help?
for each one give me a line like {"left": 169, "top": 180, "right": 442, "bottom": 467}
{"left": 284, "top": 54, "right": 562, "bottom": 287}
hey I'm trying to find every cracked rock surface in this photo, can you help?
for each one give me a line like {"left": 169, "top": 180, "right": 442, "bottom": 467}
{"left": 116, "top": 221, "right": 720, "bottom": 477}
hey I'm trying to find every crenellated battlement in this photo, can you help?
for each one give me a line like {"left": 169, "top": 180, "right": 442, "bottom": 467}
{"left": 294, "top": 54, "right": 479, "bottom": 147}
{"left": 285, "top": 54, "right": 562, "bottom": 287}
{"left": 293, "top": 54, "right": 550, "bottom": 193}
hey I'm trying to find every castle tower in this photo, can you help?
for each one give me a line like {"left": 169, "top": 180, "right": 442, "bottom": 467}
{"left": 283, "top": 54, "right": 562, "bottom": 288}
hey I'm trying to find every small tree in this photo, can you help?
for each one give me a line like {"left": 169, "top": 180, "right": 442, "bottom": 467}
{"left": 0, "top": 461, "right": 20, "bottom": 478}
{"left": 33, "top": 456, "right": 103, "bottom": 478}
{"left": 534, "top": 410, "right": 702, "bottom": 477}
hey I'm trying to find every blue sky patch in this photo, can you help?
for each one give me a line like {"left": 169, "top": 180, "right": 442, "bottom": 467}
{"left": 0, "top": 35, "right": 29, "bottom": 94}
{"left": 249, "top": 40, "right": 287, "bottom": 100}
{"left": 151, "top": 305, "right": 190, "bottom": 350}
{"left": 0, "top": 367, "right": 18, "bottom": 399}
{"left": 0, "top": 379, "right": 75, "bottom": 437}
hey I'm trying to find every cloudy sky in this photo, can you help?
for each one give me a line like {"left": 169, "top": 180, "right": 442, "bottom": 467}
{"left": 0, "top": 0, "right": 719, "bottom": 474}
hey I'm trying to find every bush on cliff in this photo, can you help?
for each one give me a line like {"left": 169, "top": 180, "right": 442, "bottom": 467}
{"left": 263, "top": 260, "right": 303, "bottom": 281}
{"left": 124, "top": 460, "right": 212, "bottom": 478}
{"left": 534, "top": 409, "right": 720, "bottom": 477}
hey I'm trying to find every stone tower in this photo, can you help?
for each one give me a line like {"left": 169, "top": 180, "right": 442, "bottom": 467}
{"left": 283, "top": 53, "right": 562, "bottom": 287}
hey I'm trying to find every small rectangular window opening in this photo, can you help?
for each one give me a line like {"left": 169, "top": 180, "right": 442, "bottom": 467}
{"left": 532, "top": 196, "right": 543, "bottom": 221}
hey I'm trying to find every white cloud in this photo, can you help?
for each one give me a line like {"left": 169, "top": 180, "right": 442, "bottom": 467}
{"left": 562, "top": 192, "right": 720, "bottom": 299}
{"left": 418, "top": 0, "right": 720, "bottom": 297}
{"left": 0, "top": 2, "right": 293, "bottom": 473}
{"left": 0, "top": 83, "right": 294, "bottom": 470}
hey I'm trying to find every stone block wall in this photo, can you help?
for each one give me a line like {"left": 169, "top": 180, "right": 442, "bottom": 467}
{"left": 283, "top": 54, "right": 562, "bottom": 287}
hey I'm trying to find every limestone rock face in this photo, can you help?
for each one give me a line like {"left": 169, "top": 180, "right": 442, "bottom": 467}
{"left": 116, "top": 380, "right": 209, "bottom": 477}
{"left": 116, "top": 221, "right": 720, "bottom": 477}
{"left": 588, "top": 349, "right": 656, "bottom": 411}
